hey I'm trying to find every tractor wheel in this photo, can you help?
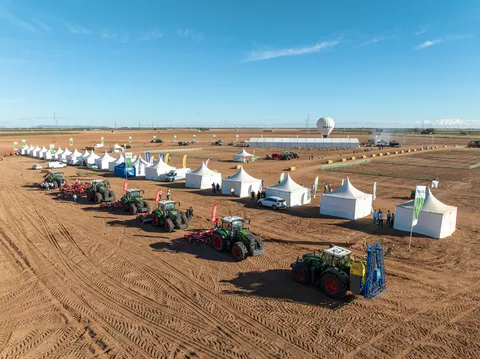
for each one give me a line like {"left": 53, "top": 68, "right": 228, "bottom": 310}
{"left": 292, "top": 264, "right": 310, "bottom": 284}
{"left": 320, "top": 272, "right": 348, "bottom": 299}
{"left": 95, "top": 192, "right": 102, "bottom": 204}
{"left": 272, "top": 205, "right": 277, "bottom": 210}
{"left": 152, "top": 214, "right": 159, "bottom": 226}
{"left": 144, "top": 202, "right": 151, "bottom": 213}
{"left": 86, "top": 191, "right": 92, "bottom": 201}
{"left": 231, "top": 242, "right": 248, "bottom": 261}
{"left": 129, "top": 204, "right": 137, "bottom": 215}
{"left": 212, "top": 233, "right": 224, "bottom": 252}
{"left": 180, "top": 213, "right": 189, "bottom": 225}
{"left": 164, "top": 218, "right": 174, "bottom": 232}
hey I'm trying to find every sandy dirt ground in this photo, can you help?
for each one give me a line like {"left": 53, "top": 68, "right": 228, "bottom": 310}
{"left": 0, "top": 129, "right": 479, "bottom": 359}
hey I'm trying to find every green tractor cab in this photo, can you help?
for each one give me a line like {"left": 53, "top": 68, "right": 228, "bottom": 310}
{"left": 120, "top": 189, "right": 150, "bottom": 215}
{"left": 291, "top": 243, "right": 386, "bottom": 300}
{"left": 43, "top": 172, "right": 64, "bottom": 188}
{"left": 211, "top": 216, "right": 264, "bottom": 261}
{"left": 151, "top": 200, "right": 189, "bottom": 232}
{"left": 86, "top": 180, "right": 115, "bottom": 203}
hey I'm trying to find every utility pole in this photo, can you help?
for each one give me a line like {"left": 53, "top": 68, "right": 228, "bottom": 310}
{"left": 115, "top": 120, "right": 117, "bottom": 130}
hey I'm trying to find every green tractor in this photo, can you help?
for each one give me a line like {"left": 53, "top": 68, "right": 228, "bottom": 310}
{"left": 86, "top": 180, "right": 115, "bottom": 203}
{"left": 211, "top": 216, "right": 264, "bottom": 261}
{"left": 151, "top": 200, "right": 189, "bottom": 232}
{"left": 280, "top": 151, "right": 299, "bottom": 160}
{"left": 291, "top": 243, "right": 386, "bottom": 300}
{"left": 120, "top": 189, "right": 151, "bottom": 215}
{"left": 43, "top": 171, "right": 64, "bottom": 189}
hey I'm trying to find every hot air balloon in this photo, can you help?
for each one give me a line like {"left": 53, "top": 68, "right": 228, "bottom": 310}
{"left": 317, "top": 117, "right": 335, "bottom": 138}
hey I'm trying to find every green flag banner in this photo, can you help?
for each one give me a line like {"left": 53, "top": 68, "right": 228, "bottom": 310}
{"left": 128, "top": 136, "right": 132, "bottom": 144}
{"left": 174, "top": 135, "right": 177, "bottom": 141}
{"left": 22, "top": 139, "right": 26, "bottom": 146}
{"left": 412, "top": 185, "right": 426, "bottom": 226}
{"left": 49, "top": 144, "right": 55, "bottom": 154}
{"left": 213, "top": 134, "right": 216, "bottom": 139}
{"left": 13, "top": 141, "right": 18, "bottom": 150}
{"left": 153, "top": 135, "right": 157, "bottom": 141}
{"left": 69, "top": 138, "right": 73, "bottom": 145}
{"left": 101, "top": 137, "right": 104, "bottom": 144}
{"left": 125, "top": 152, "right": 133, "bottom": 168}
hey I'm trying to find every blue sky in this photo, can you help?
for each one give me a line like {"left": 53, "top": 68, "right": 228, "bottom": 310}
{"left": 0, "top": 0, "right": 479, "bottom": 128}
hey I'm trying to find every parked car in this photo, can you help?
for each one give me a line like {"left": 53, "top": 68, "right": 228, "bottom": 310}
{"left": 257, "top": 196, "right": 287, "bottom": 210}
{"left": 87, "top": 163, "right": 98, "bottom": 169}
{"left": 47, "top": 161, "right": 67, "bottom": 169}
{"left": 165, "top": 168, "right": 191, "bottom": 182}
{"left": 32, "top": 164, "right": 43, "bottom": 170}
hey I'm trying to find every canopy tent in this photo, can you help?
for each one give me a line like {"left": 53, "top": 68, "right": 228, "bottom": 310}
{"left": 20, "top": 146, "right": 29, "bottom": 155}
{"left": 81, "top": 149, "right": 90, "bottom": 158}
{"left": 132, "top": 155, "right": 150, "bottom": 177}
{"left": 66, "top": 149, "right": 83, "bottom": 165}
{"left": 39, "top": 147, "right": 48, "bottom": 159}
{"left": 95, "top": 151, "right": 115, "bottom": 170}
{"left": 145, "top": 157, "right": 176, "bottom": 181}
{"left": 248, "top": 137, "right": 360, "bottom": 149}
{"left": 32, "top": 146, "right": 42, "bottom": 158}
{"left": 320, "top": 177, "right": 373, "bottom": 220}
{"left": 222, "top": 167, "right": 262, "bottom": 197}
{"left": 44, "top": 148, "right": 53, "bottom": 160}
{"left": 26, "top": 145, "right": 35, "bottom": 156}
{"left": 393, "top": 188, "right": 457, "bottom": 239}
{"left": 185, "top": 162, "right": 222, "bottom": 189}
{"left": 59, "top": 148, "right": 72, "bottom": 161}
{"left": 114, "top": 162, "right": 135, "bottom": 178}
{"left": 108, "top": 153, "right": 124, "bottom": 172}
{"left": 110, "top": 143, "right": 123, "bottom": 153}
{"left": 82, "top": 151, "right": 100, "bottom": 165}
{"left": 53, "top": 147, "right": 64, "bottom": 160}
{"left": 266, "top": 174, "right": 311, "bottom": 207}
{"left": 233, "top": 148, "right": 254, "bottom": 163}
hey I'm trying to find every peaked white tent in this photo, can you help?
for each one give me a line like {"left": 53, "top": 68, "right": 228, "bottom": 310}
{"left": 81, "top": 149, "right": 90, "bottom": 158}
{"left": 44, "top": 148, "right": 54, "bottom": 160}
{"left": 59, "top": 148, "right": 72, "bottom": 161}
{"left": 132, "top": 155, "right": 150, "bottom": 176}
{"left": 32, "top": 146, "right": 42, "bottom": 158}
{"left": 233, "top": 148, "right": 254, "bottom": 163}
{"left": 108, "top": 153, "right": 124, "bottom": 172}
{"left": 39, "top": 146, "right": 48, "bottom": 159}
{"left": 67, "top": 149, "right": 83, "bottom": 165}
{"left": 26, "top": 145, "right": 35, "bottom": 156}
{"left": 145, "top": 157, "right": 176, "bottom": 181}
{"left": 266, "top": 174, "right": 311, "bottom": 207}
{"left": 320, "top": 177, "right": 372, "bottom": 219}
{"left": 185, "top": 162, "right": 222, "bottom": 189}
{"left": 222, "top": 167, "right": 262, "bottom": 197}
{"left": 393, "top": 188, "right": 457, "bottom": 239}
{"left": 110, "top": 143, "right": 123, "bottom": 153}
{"left": 82, "top": 151, "right": 100, "bottom": 165}
{"left": 95, "top": 151, "right": 115, "bottom": 170}
{"left": 53, "top": 147, "right": 64, "bottom": 160}
{"left": 20, "top": 145, "right": 29, "bottom": 155}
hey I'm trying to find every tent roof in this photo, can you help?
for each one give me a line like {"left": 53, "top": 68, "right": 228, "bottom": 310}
{"left": 70, "top": 149, "right": 82, "bottom": 157}
{"left": 234, "top": 148, "right": 254, "bottom": 157}
{"left": 63, "top": 148, "right": 72, "bottom": 156}
{"left": 190, "top": 162, "right": 217, "bottom": 176}
{"left": 81, "top": 149, "right": 89, "bottom": 157}
{"left": 55, "top": 147, "right": 63, "bottom": 154}
{"left": 224, "top": 167, "right": 260, "bottom": 183}
{"left": 322, "top": 177, "right": 370, "bottom": 199}
{"left": 149, "top": 157, "right": 175, "bottom": 171}
{"left": 133, "top": 155, "right": 149, "bottom": 166}
{"left": 34, "top": 146, "right": 41, "bottom": 151}
{"left": 28, "top": 145, "right": 34, "bottom": 150}
{"left": 84, "top": 151, "right": 100, "bottom": 160}
{"left": 267, "top": 174, "right": 306, "bottom": 192}
{"left": 98, "top": 151, "right": 115, "bottom": 162}
{"left": 398, "top": 188, "right": 456, "bottom": 214}
{"left": 111, "top": 153, "right": 124, "bottom": 164}
{"left": 40, "top": 146, "right": 48, "bottom": 152}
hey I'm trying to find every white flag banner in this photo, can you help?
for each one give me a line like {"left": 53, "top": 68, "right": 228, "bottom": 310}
{"left": 412, "top": 185, "right": 427, "bottom": 226}
{"left": 431, "top": 180, "right": 439, "bottom": 188}
{"left": 373, "top": 182, "right": 377, "bottom": 200}
{"left": 205, "top": 159, "right": 210, "bottom": 167}
{"left": 341, "top": 178, "right": 345, "bottom": 186}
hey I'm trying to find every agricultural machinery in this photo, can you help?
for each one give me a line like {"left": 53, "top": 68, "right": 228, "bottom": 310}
{"left": 178, "top": 141, "right": 190, "bottom": 146}
{"left": 41, "top": 172, "right": 64, "bottom": 189}
{"left": 280, "top": 151, "right": 299, "bottom": 160}
{"left": 291, "top": 242, "right": 386, "bottom": 300}
{"left": 120, "top": 189, "right": 150, "bottom": 215}
{"left": 151, "top": 138, "right": 164, "bottom": 143}
{"left": 211, "top": 216, "right": 264, "bottom": 261}
{"left": 86, "top": 180, "right": 115, "bottom": 203}
{"left": 468, "top": 140, "right": 480, "bottom": 148}
{"left": 151, "top": 200, "right": 190, "bottom": 232}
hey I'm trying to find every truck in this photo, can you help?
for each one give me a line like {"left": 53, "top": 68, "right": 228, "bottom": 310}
{"left": 164, "top": 168, "right": 191, "bottom": 182}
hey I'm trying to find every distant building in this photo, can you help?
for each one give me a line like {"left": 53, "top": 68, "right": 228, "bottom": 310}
{"left": 248, "top": 137, "right": 360, "bottom": 149}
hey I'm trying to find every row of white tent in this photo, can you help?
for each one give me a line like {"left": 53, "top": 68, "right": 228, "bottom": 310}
{"left": 20, "top": 145, "right": 456, "bottom": 239}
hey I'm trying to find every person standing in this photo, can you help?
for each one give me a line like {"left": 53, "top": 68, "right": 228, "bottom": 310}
{"left": 390, "top": 213, "right": 395, "bottom": 227}
{"left": 212, "top": 182, "right": 216, "bottom": 194}
{"left": 324, "top": 183, "right": 328, "bottom": 193}
{"left": 378, "top": 210, "right": 384, "bottom": 227}
{"left": 386, "top": 210, "right": 392, "bottom": 225}
{"left": 251, "top": 191, "right": 255, "bottom": 201}
{"left": 328, "top": 183, "right": 333, "bottom": 192}
{"left": 372, "top": 209, "right": 378, "bottom": 224}
{"left": 72, "top": 193, "right": 78, "bottom": 203}
{"left": 167, "top": 189, "right": 171, "bottom": 200}
{"left": 216, "top": 183, "right": 220, "bottom": 193}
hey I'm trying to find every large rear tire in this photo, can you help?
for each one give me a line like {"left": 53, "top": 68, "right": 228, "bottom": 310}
{"left": 164, "top": 218, "right": 174, "bottom": 232}
{"left": 129, "top": 204, "right": 137, "bottom": 215}
{"left": 152, "top": 213, "right": 159, "bottom": 226}
{"left": 292, "top": 264, "right": 310, "bottom": 284}
{"left": 231, "top": 242, "right": 248, "bottom": 261}
{"left": 212, "top": 233, "right": 224, "bottom": 252}
{"left": 144, "top": 202, "right": 151, "bottom": 213}
{"left": 320, "top": 272, "right": 348, "bottom": 299}
{"left": 86, "top": 190, "right": 92, "bottom": 201}
{"left": 95, "top": 192, "right": 102, "bottom": 204}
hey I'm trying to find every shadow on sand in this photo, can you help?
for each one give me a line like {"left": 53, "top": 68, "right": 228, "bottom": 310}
{"left": 222, "top": 269, "right": 354, "bottom": 309}
{"left": 149, "top": 239, "right": 235, "bottom": 262}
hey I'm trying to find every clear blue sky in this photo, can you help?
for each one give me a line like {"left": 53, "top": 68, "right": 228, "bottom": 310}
{"left": 0, "top": 0, "right": 479, "bottom": 128}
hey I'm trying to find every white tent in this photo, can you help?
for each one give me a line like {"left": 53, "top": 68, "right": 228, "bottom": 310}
{"left": 132, "top": 155, "right": 150, "bottom": 176}
{"left": 393, "top": 188, "right": 457, "bottom": 239}
{"left": 266, "top": 174, "right": 311, "bottom": 207}
{"left": 53, "top": 147, "right": 64, "bottom": 160}
{"left": 67, "top": 149, "right": 83, "bottom": 165}
{"left": 32, "top": 146, "right": 42, "bottom": 158}
{"left": 39, "top": 146, "right": 48, "bottom": 159}
{"left": 44, "top": 148, "right": 54, "bottom": 160}
{"left": 110, "top": 143, "right": 123, "bottom": 153}
{"left": 145, "top": 157, "right": 176, "bottom": 181}
{"left": 108, "top": 153, "right": 124, "bottom": 172}
{"left": 320, "top": 178, "right": 373, "bottom": 220}
{"left": 185, "top": 162, "right": 222, "bottom": 189}
{"left": 222, "top": 167, "right": 262, "bottom": 197}
{"left": 233, "top": 148, "right": 254, "bottom": 163}
{"left": 81, "top": 149, "right": 90, "bottom": 158}
{"left": 20, "top": 146, "right": 29, "bottom": 155}
{"left": 25, "top": 145, "right": 34, "bottom": 156}
{"left": 95, "top": 151, "right": 115, "bottom": 170}
{"left": 59, "top": 148, "right": 72, "bottom": 160}
{"left": 82, "top": 151, "right": 100, "bottom": 165}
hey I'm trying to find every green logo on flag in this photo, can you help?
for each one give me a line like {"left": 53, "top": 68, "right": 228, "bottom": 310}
{"left": 125, "top": 153, "right": 133, "bottom": 168}
{"left": 70, "top": 138, "right": 73, "bottom": 145}
{"left": 128, "top": 136, "right": 132, "bottom": 144}
{"left": 13, "top": 142, "right": 18, "bottom": 150}
{"left": 101, "top": 137, "right": 104, "bottom": 144}
{"left": 412, "top": 186, "right": 426, "bottom": 225}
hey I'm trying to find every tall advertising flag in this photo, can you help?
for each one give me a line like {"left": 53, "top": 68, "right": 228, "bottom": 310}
{"left": 69, "top": 138, "right": 73, "bottom": 145}
{"left": 49, "top": 144, "right": 55, "bottom": 154}
{"left": 213, "top": 134, "right": 216, "bottom": 140}
{"left": 22, "top": 139, "right": 26, "bottom": 146}
{"left": 183, "top": 155, "right": 187, "bottom": 168}
{"left": 155, "top": 189, "right": 162, "bottom": 203}
{"left": 13, "top": 141, "right": 18, "bottom": 150}
{"left": 128, "top": 136, "right": 132, "bottom": 144}
{"left": 153, "top": 135, "right": 157, "bottom": 142}
{"left": 125, "top": 152, "right": 133, "bottom": 168}
{"left": 160, "top": 154, "right": 164, "bottom": 161}
{"left": 123, "top": 181, "right": 128, "bottom": 192}
{"left": 212, "top": 203, "right": 219, "bottom": 223}
{"left": 145, "top": 152, "right": 151, "bottom": 163}
{"left": 313, "top": 176, "right": 319, "bottom": 197}
{"left": 174, "top": 135, "right": 177, "bottom": 141}
{"left": 165, "top": 153, "right": 170, "bottom": 164}
{"left": 193, "top": 134, "right": 196, "bottom": 140}
{"left": 412, "top": 186, "right": 426, "bottom": 226}
{"left": 372, "top": 182, "right": 377, "bottom": 200}
{"left": 236, "top": 134, "right": 239, "bottom": 141}
{"left": 101, "top": 137, "right": 104, "bottom": 144}
{"left": 205, "top": 159, "right": 210, "bottom": 167}
{"left": 280, "top": 172, "right": 285, "bottom": 182}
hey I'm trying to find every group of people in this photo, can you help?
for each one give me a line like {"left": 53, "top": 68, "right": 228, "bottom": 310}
{"left": 323, "top": 183, "right": 333, "bottom": 193}
{"left": 251, "top": 191, "right": 267, "bottom": 201}
{"left": 185, "top": 206, "right": 194, "bottom": 220}
{"left": 211, "top": 182, "right": 221, "bottom": 194}
{"left": 40, "top": 181, "right": 58, "bottom": 190}
{"left": 372, "top": 209, "right": 394, "bottom": 227}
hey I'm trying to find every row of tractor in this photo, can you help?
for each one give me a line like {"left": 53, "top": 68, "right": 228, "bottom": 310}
{"left": 265, "top": 151, "right": 300, "bottom": 160}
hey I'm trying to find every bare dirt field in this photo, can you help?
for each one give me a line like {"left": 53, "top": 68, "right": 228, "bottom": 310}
{"left": 0, "top": 129, "right": 479, "bottom": 359}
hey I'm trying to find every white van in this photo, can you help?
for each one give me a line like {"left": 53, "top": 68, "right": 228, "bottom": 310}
{"left": 47, "top": 161, "right": 67, "bottom": 169}
{"left": 165, "top": 168, "right": 191, "bottom": 182}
